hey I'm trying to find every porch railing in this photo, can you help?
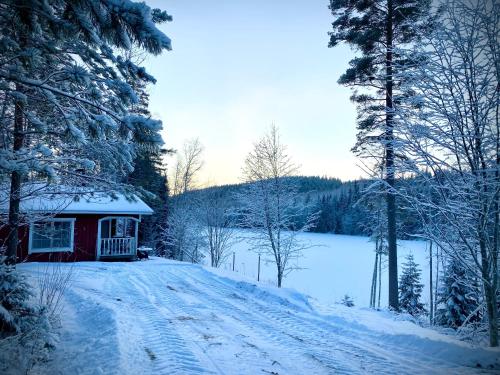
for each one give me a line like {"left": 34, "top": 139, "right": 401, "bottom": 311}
{"left": 100, "top": 237, "right": 136, "bottom": 257}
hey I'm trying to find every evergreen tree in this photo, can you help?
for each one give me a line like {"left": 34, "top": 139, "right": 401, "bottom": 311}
{"left": 127, "top": 148, "right": 170, "bottom": 252}
{"left": 341, "top": 294, "right": 355, "bottom": 307}
{"left": 328, "top": 0, "right": 434, "bottom": 310}
{"left": 436, "top": 258, "right": 482, "bottom": 329}
{"left": 0, "top": 1, "right": 172, "bottom": 263}
{"left": 399, "top": 254, "right": 426, "bottom": 316}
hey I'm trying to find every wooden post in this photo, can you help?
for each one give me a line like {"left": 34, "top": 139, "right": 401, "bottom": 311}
{"left": 232, "top": 252, "right": 235, "bottom": 271}
{"left": 257, "top": 254, "right": 261, "bottom": 282}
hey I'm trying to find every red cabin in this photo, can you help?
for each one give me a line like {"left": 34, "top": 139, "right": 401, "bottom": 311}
{"left": 0, "top": 189, "right": 153, "bottom": 262}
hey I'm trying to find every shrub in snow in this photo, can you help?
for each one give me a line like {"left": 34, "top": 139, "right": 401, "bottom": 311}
{"left": 0, "top": 261, "right": 35, "bottom": 334}
{"left": 398, "top": 254, "right": 426, "bottom": 316}
{"left": 341, "top": 294, "right": 355, "bottom": 307}
{"left": 436, "top": 258, "right": 482, "bottom": 329}
{"left": 0, "top": 261, "right": 55, "bottom": 374}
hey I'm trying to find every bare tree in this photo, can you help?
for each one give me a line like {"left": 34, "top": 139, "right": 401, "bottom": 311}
{"left": 164, "top": 138, "right": 205, "bottom": 262}
{"left": 200, "top": 189, "right": 238, "bottom": 267}
{"left": 163, "top": 201, "right": 203, "bottom": 263}
{"left": 238, "top": 125, "right": 316, "bottom": 287}
{"left": 397, "top": 0, "right": 499, "bottom": 346}
{"left": 170, "top": 138, "right": 204, "bottom": 196}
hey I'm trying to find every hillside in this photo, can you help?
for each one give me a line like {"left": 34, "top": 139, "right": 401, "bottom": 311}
{"left": 18, "top": 259, "right": 499, "bottom": 375}
{"left": 183, "top": 176, "right": 421, "bottom": 238}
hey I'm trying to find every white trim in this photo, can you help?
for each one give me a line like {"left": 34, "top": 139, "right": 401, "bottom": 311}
{"left": 28, "top": 218, "right": 75, "bottom": 254}
{"left": 96, "top": 216, "right": 140, "bottom": 259}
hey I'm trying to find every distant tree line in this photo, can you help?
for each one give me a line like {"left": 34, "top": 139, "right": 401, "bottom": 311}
{"left": 184, "top": 176, "right": 423, "bottom": 239}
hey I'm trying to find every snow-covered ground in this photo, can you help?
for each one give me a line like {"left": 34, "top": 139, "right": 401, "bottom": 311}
{"left": 20, "top": 258, "right": 499, "bottom": 375}
{"left": 220, "top": 231, "right": 429, "bottom": 307}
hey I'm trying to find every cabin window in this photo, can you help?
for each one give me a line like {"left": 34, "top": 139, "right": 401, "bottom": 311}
{"left": 100, "top": 218, "right": 136, "bottom": 239}
{"left": 29, "top": 218, "right": 75, "bottom": 253}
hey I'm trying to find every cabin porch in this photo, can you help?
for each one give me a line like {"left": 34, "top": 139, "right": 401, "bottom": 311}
{"left": 97, "top": 216, "right": 139, "bottom": 260}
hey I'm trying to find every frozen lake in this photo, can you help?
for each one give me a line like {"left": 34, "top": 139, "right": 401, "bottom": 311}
{"left": 216, "top": 231, "right": 430, "bottom": 308}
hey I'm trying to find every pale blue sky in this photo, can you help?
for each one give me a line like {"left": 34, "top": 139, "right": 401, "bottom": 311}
{"left": 145, "top": 0, "right": 360, "bottom": 185}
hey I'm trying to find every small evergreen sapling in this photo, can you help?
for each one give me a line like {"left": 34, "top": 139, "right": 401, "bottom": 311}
{"left": 399, "top": 254, "right": 426, "bottom": 316}
{"left": 341, "top": 294, "right": 355, "bottom": 307}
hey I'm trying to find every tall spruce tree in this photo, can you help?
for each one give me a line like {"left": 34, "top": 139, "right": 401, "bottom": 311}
{"left": 328, "top": 0, "right": 433, "bottom": 310}
{"left": 399, "top": 254, "right": 426, "bottom": 316}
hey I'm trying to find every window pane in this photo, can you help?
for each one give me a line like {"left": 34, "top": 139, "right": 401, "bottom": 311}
{"left": 52, "top": 221, "right": 71, "bottom": 248}
{"left": 32, "top": 221, "right": 72, "bottom": 250}
{"left": 32, "top": 223, "right": 52, "bottom": 249}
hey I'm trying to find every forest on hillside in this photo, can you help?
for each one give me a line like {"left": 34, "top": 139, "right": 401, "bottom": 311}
{"left": 182, "top": 176, "right": 422, "bottom": 239}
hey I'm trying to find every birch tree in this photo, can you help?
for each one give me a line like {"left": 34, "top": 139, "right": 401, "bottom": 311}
{"left": 397, "top": 0, "right": 499, "bottom": 346}
{"left": 164, "top": 139, "right": 205, "bottom": 262}
{"left": 200, "top": 189, "right": 237, "bottom": 268}
{"left": 238, "top": 125, "right": 316, "bottom": 287}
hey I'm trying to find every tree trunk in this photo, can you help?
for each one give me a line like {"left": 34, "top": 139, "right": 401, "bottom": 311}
{"left": 6, "top": 90, "right": 25, "bottom": 265}
{"left": 277, "top": 264, "right": 283, "bottom": 288}
{"left": 378, "top": 250, "right": 382, "bottom": 309}
{"left": 385, "top": 0, "right": 398, "bottom": 310}
{"left": 484, "top": 282, "right": 498, "bottom": 347}
{"left": 371, "top": 248, "right": 379, "bottom": 308}
{"left": 479, "top": 235, "right": 499, "bottom": 347}
{"left": 429, "top": 241, "right": 434, "bottom": 324}
{"left": 434, "top": 246, "right": 440, "bottom": 320}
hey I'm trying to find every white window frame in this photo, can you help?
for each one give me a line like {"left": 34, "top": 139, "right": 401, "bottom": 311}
{"left": 28, "top": 218, "right": 76, "bottom": 254}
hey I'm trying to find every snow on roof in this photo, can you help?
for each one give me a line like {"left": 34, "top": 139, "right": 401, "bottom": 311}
{"left": 0, "top": 185, "right": 153, "bottom": 215}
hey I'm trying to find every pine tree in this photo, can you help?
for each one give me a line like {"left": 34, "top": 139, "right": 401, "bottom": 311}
{"left": 341, "top": 294, "right": 355, "bottom": 307}
{"left": 127, "top": 149, "right": 170, "bottom": 252}
{"left": 328, "top": 0, "right": 435, "bottom": 310}
{"left": 399, "top": 254, "right": 426, "bottom": 316}
{"left": 436, "top": 258, "right": 482, "bottom": 329}
{"left": 0, "top": 261, "right": 34, "bottom": 334}
{"left": 0, "top": 1, "right": 172, "bottom": 263}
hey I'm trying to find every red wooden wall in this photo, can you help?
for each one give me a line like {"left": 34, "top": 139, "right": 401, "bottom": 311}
{"left": 1, "top": 214, "right": 140, "bottom": 262}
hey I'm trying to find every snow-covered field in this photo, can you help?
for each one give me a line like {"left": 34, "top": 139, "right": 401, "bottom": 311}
{"left": 220, "top": 231, "right": 429, "bottom": 307}
{"left": 20, "top": 257, "right": 499, "bottom": 375}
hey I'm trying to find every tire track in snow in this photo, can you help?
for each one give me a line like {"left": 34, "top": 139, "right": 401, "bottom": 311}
{"left": 160, "top": 266, "right": 360, "bottom": 374}
{"left": 131, "top": 265, "right": 322, "bottom": 375}
{"left": 127, "top": 270, "right": 221, "bottom": 375}
{"left": 173, "top": 268, "right": 390, "bottom": 374}
{"left": 171, "top": 266, "right": 470, "bottom": 375}
{"left": 42, "top": 288, "right": 123, "bottom": 375}
{"left": 111, "top": 268, "right": 213, "bottom": 375}
{"left": 131, "top": 264, "right": 314, "bottom": 375}
{"left": 74, "top": 264, "right": 212, "bottom": 375}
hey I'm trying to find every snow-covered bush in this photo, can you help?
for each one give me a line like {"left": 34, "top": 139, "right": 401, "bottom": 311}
{"left": 0, "top": 261, "right": 55, "bottom": 374}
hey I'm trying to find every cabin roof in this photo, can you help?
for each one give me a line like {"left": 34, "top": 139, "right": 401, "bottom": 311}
{"left": 0, "top": 185, "right": 154, "bottom": 215}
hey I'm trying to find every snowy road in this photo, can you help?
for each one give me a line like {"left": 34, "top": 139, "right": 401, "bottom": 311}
{"left": 21, "top": 259, "right": 499, "bottom": 375}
